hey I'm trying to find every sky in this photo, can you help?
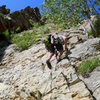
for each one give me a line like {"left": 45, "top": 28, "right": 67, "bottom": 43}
{"left": 0, "top": 0, "right": 44, "bottom": 13}
{"left": 0, "top": 0, "right": 99, "bottom": 14}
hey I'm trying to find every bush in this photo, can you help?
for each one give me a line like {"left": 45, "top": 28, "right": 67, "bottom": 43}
{"left": 77, "top": 57, "right": 100, "bottom": 75}
{"left": 34, "top": 24, "right": 50, "bottom": 35}
{"left": 87, "top": 30, "right": 94, "bottom": 36}
{"left": 40, "top": 26, "right": 50, "bottom": 34}
{"left": 10, "top": 23, "right": 51, "bottom": 51}
{"left": 11, "top": 31, "right": 39, "bottom": 51}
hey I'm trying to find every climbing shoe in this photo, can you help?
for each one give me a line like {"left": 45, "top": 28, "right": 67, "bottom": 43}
{"left": 46, "top": 60, "right": 52, "bottom": 69}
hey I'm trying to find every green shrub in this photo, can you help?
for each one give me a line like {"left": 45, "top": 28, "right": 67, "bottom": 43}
{"left": 34, "top": 23, "right": 40, "bottom": 28}
{"left": 11, "top": 31, "right": 39, "bottom": 51}
{"left": 15, "top": 27, "right": 21, "bottom": 33}
{"left": 56, "top": 23, "right": 67, "bottom": 30}
{"left": 10, "top": 22, "right": 51, "bottom": 51}
{"left": 29, "top": 19, "right": 34, "bottom": 27}
{"left": 77, "top": 57, "right": 100, "bottom": 75}
{"left": 18, "top": 40, "right": 28, "bottom": 50}
{"left": 34, "top": 24, "right": 50, "bottom": 35}
{"left": 41, "top": 26, "right": 50, "bottom": 34}
{"left": 0, "top": 13, "right": 3, "bottom": 16}
{"left": 87, "top": 30, "right": 94, "bottom": 36}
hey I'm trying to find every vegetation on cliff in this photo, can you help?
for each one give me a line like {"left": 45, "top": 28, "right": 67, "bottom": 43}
{"left": 0, "top": 0, "right": 100, "bottom": 50}
{"left": 77, "top": 57, "right": 100, "bottom": 75}
{"left": 42, "top": 0, "right": 100, "bottom": 26}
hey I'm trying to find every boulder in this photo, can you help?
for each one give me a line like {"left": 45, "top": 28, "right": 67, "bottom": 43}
{"left": 69, "top": 38, "right": 100, "bottom": 60}
{"left": 0, "top": 5, "right": 10, "bottom": 15}
{"left": 0, "top": 6, "right": 42, "bottom": 33}
{"left": 80, "top": 66, "right": 100, "bottom": 100}
{"left": 80, "top": 15, "right": 100, "bottom": 37}
{"left": 69, "top": 36, "right": 79, "bottom": 44}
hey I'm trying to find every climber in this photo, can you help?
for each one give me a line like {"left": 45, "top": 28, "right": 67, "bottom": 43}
{"left": 43, "top": 33, "right": 68, "bottom": 69}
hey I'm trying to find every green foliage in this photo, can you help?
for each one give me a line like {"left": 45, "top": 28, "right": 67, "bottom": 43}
{"left": 11, "top": 24, "right": 50, "bottom": 51}
{"left": 2, "top": 30, "right": 10, "bottom": 40}
{"left": 15, "top": 27, "right": 21, "bottom": 33}
{"left": 77, "top": 57, "right": 100, "bottom": 75}
{"left": 42, "top": 27, "right": 50, "bottom": 34}
{"left": 42, "top": 0, "right": 99, "bottom": 28}
{"left": 34, "top": 24, "right": 50, "bottom": 35}
{"left": 87, "top": 30, "right": 94, "bottom": 36}
{"left": 11, "top": 31, "right": 39, "bottom": 51}
{"left": 0, "top": 13, "right": 3, "bottom": 16}
{"left": 29, "top": 19, "right": 40, "bottom": 28}
{"left": 94, "top": 0, "right": 100, "bottom": 6}
{"left": 29, "top": 19, "right": 34, "bottom": 27}
{"left": 34, "top": 23, "right": 40, "bottom": 28}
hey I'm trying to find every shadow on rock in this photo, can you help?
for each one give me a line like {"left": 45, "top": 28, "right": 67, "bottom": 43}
{"left": 62, "top": 50, "right": 72, "bottom": 60}
{"left": 0, "top": 46, "right": 8, "bottom": 63}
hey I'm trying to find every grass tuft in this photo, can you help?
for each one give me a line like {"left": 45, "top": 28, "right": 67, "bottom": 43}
{"left": 77, "top": 57, "right": 100, "bottom": 75}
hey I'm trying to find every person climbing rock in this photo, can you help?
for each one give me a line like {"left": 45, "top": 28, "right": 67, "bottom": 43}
{"left": 43, "top": 33, "right": 68, "bottom": 69}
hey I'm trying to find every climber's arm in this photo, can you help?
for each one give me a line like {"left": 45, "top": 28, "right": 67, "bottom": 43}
{"left": 62, "top": 36, "right": 68, "bottom": 51}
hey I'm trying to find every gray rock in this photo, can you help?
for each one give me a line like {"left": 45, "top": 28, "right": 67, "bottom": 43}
{"left": 80, "top": 66, "right": 100, "bottom": 100}
{"left": 69, "top": 38, "right": 100, "bottom": 59}
{"left": 0, "top": 33, "right": 96, "bottom": 99}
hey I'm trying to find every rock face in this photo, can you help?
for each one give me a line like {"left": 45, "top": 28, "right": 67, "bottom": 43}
{"left": 69, "top": 38, "right": 100, "bottom": 60}
{"left": 0, "top": 6, "right": 42, "bottom": 33}
{"left": 80, "top": 15, "right": 100, "bottom": 37}
{"left": 80, "top": 66, "right": 100, "bottom": 100}
{"left": 0, "top": 5, "right": 10, "bottom": 15}
{"left": 0, "top": 28, "right": 100, "bottom": 100}
{"left": 0, "top": 44, "right": 93, "bottom": 100}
